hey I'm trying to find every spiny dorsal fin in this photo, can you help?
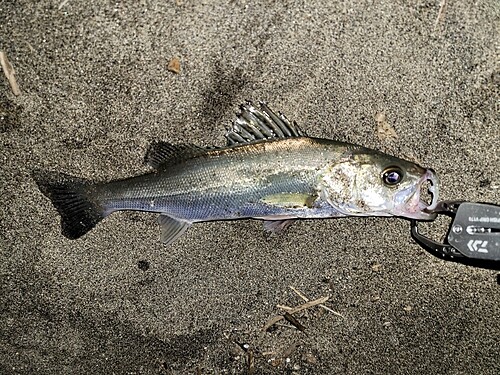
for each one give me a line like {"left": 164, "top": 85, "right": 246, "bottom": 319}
{"left": 225, "top": 101, "right": 306, "bottom": 146}
{"left": 145, "top": 142, "right": 206, "bottom": 169}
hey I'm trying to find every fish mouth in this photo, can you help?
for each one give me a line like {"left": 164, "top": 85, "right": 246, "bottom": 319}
{"left": 395, "top": 168, "right": 440, "bottom": 220}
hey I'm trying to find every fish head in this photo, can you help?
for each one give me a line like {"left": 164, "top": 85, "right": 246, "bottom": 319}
{"left": 320, "top": 149, "right": 439, "bottom": 220}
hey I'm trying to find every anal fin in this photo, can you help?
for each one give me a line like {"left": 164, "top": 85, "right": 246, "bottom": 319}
{"left": 158, "top": 215, "right": 191, "bottom": 245}
{"left": 263, "top": 219, "right": 297, "bottom": 233}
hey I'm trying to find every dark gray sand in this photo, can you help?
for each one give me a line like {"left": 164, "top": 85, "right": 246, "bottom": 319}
{"left": 1, "top": 1, "right": 499, "bottom": 374}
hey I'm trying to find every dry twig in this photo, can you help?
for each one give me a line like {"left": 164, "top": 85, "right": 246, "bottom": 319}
{"left": 247, "top": 349, "right": 255, "bottom": 375}
{"left": 290, "top": 286, "right": 309, "bottom": 301}
{"left": 290, "top": 286, "right": 344, "bottom": 318}
{"left": 262, "top": 296, "right": 329, "bottom": 331}
{"left": 58, "top": 0, "right": 71, "bottom": 10}
{"left": 435, "top": 0, "right": 447, "bottom": 28}
{"left": 0, "top": 51, "right": 20, "bottom": 96}
{"left": 283, "top": 312, "right": 306, "bottom": 331}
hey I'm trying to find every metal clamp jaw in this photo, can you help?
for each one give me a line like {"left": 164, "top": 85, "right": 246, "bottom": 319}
{"left": 411, "top": 201, "right": 500, "bottom": 271}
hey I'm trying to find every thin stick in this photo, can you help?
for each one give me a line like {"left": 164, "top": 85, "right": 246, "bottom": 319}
{"left": 262, "top": 296, "right": 329, "bottom": 331}
{"left": 0, "top": 52, "right": 20, "bottom": 96}
{"left": 290, "top": 286, "right": 345, "bottom": 319}
{"left": 435, "top": 0, "right": 447, "bottom": 28}
{"left": 288, "top": 296, "right": 329, "bottom": 314}
{"left": 58, "top": 0, "right": 71, "bottom": 10}
{"left": 290, "top": 286, "right": 309, "bottom": 302}
{"left": 283, "top": 312, "right": 306, "bottom": 331}
{"left": 318, "top": 304, "right": 345, "bottom": 318}
{"left": 247, "top": 349, "right": 255, "bottom": 375}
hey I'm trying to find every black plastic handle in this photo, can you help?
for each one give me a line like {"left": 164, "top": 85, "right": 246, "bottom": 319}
{"left": 410, "top": 201, "right": 500, "bottom": 271}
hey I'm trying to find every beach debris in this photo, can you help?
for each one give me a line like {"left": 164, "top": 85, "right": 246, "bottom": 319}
{"left": 263, "top": 287, "right": 344, "bottom": 332}
{"left": 0, "top": 51, "right": 21, "bottom": 96}
{"left": 302, "top": 352, "right": 318, "bottom": 365}
{"left": 479, "top": 178, "right": 490, "bottom": 188}
{"left": 58, "top": 0, "right": 72, "bottom": 10}
{"left": 233, "top": 341, "right": 255, "bottom": 375}
{"left": 234, "top": 341, "right": 250, "bottom": 352}
{"left": 290, "top": 286, "right": 344, "bottom": 318}
{"left": 403, "top": 305, "right": 413, "bottom": 312}
{"left": 435, "top": 0, "right": 447, "bottom": 28}
{"left": 263, "top": 296, "right": 330, "bottom": 332}
{"left": 375, "top": 112, "right": 398, "bottom": 141}
{"left": 26, "top": 41, "right": 35, "bottom": 53}
{"left": 371, "top": 262, "right": 382, "bottom": 272}
{"left": 167, "top": 57, "right": 181, "bottom": 74}
{"left": 267, "top": 342, "right": 299, "bottom": 368}
{"left": 137, "top": 260, "right": 149, "bottom": 271}
{"left": 283, "top": 312, "right": 306, "bottom": 331}
{"left": 246, "top": 348, "right": 255, "bottom": 375}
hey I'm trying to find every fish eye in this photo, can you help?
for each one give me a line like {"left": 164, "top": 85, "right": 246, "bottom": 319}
{"left": 382, "top": 167, "right": 404, "bottom": 186}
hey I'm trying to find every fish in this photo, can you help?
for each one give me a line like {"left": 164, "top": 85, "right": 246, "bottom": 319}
{"left": 33, "top": 102, "right": 439, "bottom": 245}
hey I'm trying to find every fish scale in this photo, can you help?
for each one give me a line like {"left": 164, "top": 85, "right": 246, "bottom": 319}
{"left": 97, "top": 138, "right": 339, "bottom": 221}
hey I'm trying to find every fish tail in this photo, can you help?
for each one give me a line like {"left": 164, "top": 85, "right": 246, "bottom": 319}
{"left": 32, "top": 170, "right": 106, "bottom": 239}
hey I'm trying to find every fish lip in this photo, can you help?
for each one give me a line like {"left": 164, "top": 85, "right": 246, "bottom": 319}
{"left": 413, "top": 168, "right": 439, "bottom": 219}
{"left": 422, "top": 168, "right": 439, "bottom": 212}
{"left": 393, "top": 168, "right": 439, "bottom": 220}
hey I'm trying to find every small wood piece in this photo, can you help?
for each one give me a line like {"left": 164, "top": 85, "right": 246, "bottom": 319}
{"left": 262, "top": 296, "right": 329, "bottom": 331}
{"left": 283, "top": 312, "right": 306, "bottom": 331}
{"left": 0, "top": 51, "right": 21, "bottom": 96}
{"left": 167, "top": 57, "right": 181, "bottom": 74}
{"left": 375, "top": 112, "right": 398, "bottom": 142}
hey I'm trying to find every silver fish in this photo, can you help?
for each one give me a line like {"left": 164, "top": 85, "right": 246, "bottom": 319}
{"left": 34, "top": 102, "right": 439, "bottom": 244}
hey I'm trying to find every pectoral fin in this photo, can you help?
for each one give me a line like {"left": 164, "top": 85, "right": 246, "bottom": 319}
{"left": 261, "top": 193, "right": 316, "bottom": 209}
{"left": 158, "top": 215, "right": 191, "bottom": 245}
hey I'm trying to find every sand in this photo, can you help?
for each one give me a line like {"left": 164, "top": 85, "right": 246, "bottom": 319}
{"left": 1, "top": 0, "right": 499, "bottom": 374}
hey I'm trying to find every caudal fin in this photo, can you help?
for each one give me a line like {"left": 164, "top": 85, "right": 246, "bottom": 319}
{"left": 32, "top": 170, "right": 105, "bottom": 239}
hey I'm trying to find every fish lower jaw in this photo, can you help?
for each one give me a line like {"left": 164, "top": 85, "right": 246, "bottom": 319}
{"left": 425, "top": 183, "right": 439, "bottom": 211}
{"left": 395, "top": 171, "right": 439, "bottom": 220}
{"left": 326, "top": 202, "right": 393, "bottom": 218}
{"left": 397, "top": 209, "right": 436, "bottom": 220}
{"left": 393, "top": 197, "right": 437, "bottom": 220}
{"left": 420, "top": 168, "right": 440, "bottom": 212}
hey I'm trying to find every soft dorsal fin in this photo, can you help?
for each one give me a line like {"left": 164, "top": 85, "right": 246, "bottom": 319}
{"left": 225, "top": 102, "right": 306, "bottom": 146}
{"left": 145, "top": 142, "right": 205, "bottom": 169}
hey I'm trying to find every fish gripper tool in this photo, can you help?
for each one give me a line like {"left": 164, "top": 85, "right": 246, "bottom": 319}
{"left": 411, "top": 201, "right": 500, "bottom": 271}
